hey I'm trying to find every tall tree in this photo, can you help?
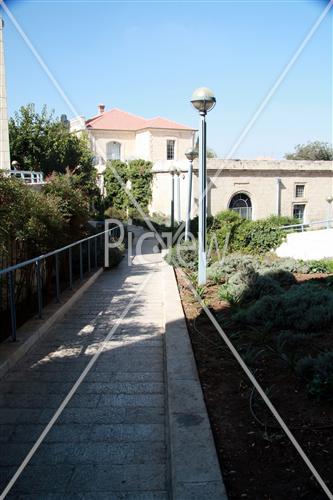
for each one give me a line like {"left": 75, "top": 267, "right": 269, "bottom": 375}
{"left": 9, "top": 104, "right": 95, "bottom": 178}
{"left": 285, "top": 141, "right": 333, "bottom": 161}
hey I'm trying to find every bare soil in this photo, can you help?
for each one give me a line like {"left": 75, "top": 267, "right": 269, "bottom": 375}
{"left": 175, "top": 269, "right": 333, "bottom": 500}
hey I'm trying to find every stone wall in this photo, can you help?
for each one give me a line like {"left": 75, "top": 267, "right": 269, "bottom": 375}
{"left": 150, "top": 159, "right": 333, "bottom": 223}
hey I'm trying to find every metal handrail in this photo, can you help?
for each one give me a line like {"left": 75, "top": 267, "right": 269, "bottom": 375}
{"left": 0, "top": 226, "right": 117, "bottom": 342}
{"left": 281, "top": 219, "right": 333, "bottom": 232}
{"left": 0, "top": 227, "right": 115, "bottom": 276}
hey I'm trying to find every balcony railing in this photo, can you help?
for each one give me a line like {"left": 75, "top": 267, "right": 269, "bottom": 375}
{"left": 7, "top": 170, "right": 44, "bottom": 185}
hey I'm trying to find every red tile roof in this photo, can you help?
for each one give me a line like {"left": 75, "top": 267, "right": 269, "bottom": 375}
{"left": 85, "top": 108, "right": 195, "bottom": 131}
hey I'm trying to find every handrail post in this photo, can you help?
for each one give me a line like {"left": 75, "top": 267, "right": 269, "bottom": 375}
{"left": 8, "top": 271, "right": 16, "bottom": 342}
{"left": 36, "top": 260, "right": 43, "bottom": 319}
{"left": 79, "top": 242, "right": 83, "bottom": 281}
{"left": 55, "top": 253, "right": 60, "bottom": 303}
{"left": 88, "top": 240, "right": 91, "bottom": 274}
{"left": 69, "top": 247, "right": 73, "bottom": 290}
{"left": 94, "top": 237, "right": 98, "bottom": 268}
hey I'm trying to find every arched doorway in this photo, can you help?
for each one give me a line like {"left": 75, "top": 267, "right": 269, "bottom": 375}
{"left": 229, "top": 192, "right": 252, "bottom": 219}
{"left": 106, "top": 141, "right": 121, "bottom": 161}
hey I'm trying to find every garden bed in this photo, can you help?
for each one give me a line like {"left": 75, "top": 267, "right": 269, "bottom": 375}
{"left": 175, "top": 269, "right": 333, "bottom": 500}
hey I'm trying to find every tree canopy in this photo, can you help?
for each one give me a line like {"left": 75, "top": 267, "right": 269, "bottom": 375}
{"left": 9, "top": 104, "right": 95, "bottom": 177}
{"left": 285, "top": 141, "right": 333, "bottom": 161}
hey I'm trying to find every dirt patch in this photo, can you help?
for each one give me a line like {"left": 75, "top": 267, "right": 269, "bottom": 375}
{"left": 176, "top": 269, "right": 333, "bottom": 500}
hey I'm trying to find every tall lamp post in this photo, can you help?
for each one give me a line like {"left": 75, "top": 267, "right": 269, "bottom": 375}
{"left": 170, "top": 166, "right": 176, "bottom": 234}
{"left": 191, "top": 87, "right": 216, "bottom": 285}
{"left": 326, "top": 195, "right": 333, "bottom": 229}
{"left": 175, "top": 167, "right": 181, "bottom": 223}
{"left": 185, "top": 148, "right": 198, "bottom": 241}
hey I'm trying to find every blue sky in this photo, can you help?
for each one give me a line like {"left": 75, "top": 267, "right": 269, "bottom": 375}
{"left": 2, "top": 0, "right": 332, "bottom": 159}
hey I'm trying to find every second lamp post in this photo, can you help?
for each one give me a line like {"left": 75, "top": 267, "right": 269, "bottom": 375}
{"left": 185, "top": 148, "right": 198, "bottom": 241}
{"left": 191, "top": 87, "right": 216, "bottom": 285}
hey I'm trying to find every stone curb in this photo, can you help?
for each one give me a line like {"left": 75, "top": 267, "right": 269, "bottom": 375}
{"left": 0, "top": 268, "right": 103, "bottom": 380}
{"left": 162, "top": 260, "right": 228, "bottom": 499}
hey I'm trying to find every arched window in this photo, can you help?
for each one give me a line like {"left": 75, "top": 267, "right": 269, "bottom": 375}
{"left": 229, "top": 193, "right": 252, "bottom": 219}
{"left": 106, "top": 141, "right": 121, "bottom": 161}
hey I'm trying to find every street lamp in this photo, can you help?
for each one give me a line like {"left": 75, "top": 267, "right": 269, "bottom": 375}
{"left": 185, "top": 148, "right": 198, "bottom": 241}
{"left": 170, "top": 166, "right": 176, "bottom": 234}
{"left": 326, "top": 195, "right": 333, "bottom": 229}
{"left": 191, "top": 87, "right": 216, "bottom": 285}
{"left": 175, "top": 167, "right": 181, "bottom": 223}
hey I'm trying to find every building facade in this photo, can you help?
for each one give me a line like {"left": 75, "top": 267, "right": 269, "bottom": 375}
{"left": 151, "top": 159, "right": 333, "bottom": 224}
{"left": 70, "top": 106, "right": 196, "bottom": 172}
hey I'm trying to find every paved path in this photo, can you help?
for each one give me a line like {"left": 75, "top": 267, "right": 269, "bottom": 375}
{"left": 0, "top": 230, "right": 169, "bottom": 498}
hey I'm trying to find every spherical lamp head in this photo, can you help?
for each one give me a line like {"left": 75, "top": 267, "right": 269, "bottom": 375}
{"left": 185, "top": 148, "right": 198, "bottom": 162}
{"left": 326, "top": 195, "right": 333, "bottom": 204}
{"left": 191, "top": 87, "right": 216, "bottom": 114}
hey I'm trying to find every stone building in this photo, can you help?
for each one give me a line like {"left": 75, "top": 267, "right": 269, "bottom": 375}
{"left": 70, "top": 106, "right": 332, "bottom": 224}
{"left": 70, "top": 106, "right": 196, "bottom": 171}
{"left": 151, "top": 159, "right": 333, "bottom": 224}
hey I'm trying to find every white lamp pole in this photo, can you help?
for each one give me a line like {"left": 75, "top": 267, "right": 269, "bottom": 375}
{"left": 191, "top": 87, "right": 216, "bottom": 285}
{"left": 170, "top": 166, "right": 176, "bottom": 233}
{"left": 185, "top": 148, "right": 198, "bottom": 241}
{"left": 326, "top": 196, "right": 333, "bottom": 229}
{"left": 175, "top": 168, "right": 181, "bottom": 223}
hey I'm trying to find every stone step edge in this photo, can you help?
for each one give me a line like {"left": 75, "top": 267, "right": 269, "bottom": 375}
{"left": 162, "top": 254, "right": 228, "bottom": 499}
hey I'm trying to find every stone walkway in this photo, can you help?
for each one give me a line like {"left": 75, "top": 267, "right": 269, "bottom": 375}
{"left": 0, "top": 231, "right": 169, "bottom": 498}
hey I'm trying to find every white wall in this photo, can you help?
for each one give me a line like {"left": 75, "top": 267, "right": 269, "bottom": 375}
{"left": 275, "top": 229, "right": 333, "bottom": 260}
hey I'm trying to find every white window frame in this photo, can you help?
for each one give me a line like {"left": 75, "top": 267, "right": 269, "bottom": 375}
{"left": 292, "top": 203, "right": 306, "bottom": 222}
{"left": 166, "top": 139, "right": 176, "bottom": 160}
{"left": 295, "top": 183, "right": 305, "bottom": 199}
{"left": 106, "top": 141, "right": 122, "bottom": 161}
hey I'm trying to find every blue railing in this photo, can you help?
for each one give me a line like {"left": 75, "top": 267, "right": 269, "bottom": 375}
{"left": 0, "top": 227, "right": 116, "bottom": 342}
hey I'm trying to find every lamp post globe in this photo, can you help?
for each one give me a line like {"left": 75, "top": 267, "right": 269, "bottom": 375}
{"left": 185, "top": 148, "right": 198, "bottom": 162}
{"left": 191, "top": 87, "right": 216, "bottom": 115}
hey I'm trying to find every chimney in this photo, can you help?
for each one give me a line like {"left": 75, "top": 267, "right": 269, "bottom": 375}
{"left": 98, "top": 103, "right": 105, "bottom": 115}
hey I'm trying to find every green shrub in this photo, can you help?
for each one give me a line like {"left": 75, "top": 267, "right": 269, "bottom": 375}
{"left": 208, "top": 211, "right": 286, "bottom": 254}
{"left": 207, "top": 254, "right": 261, "bottom": 283}
{"left": 0, "top": 175, "right": 66, "bottom": 258}
{"left": 43, "top": 172, "right": 89, "bottom": 228}
{"left": 104, "top": 160, "right": 129, "bottom": 211}
{"left": 164, "top": 241, "right": 198, "bottom": 270}
{"left": 108, "top": 243, "right": 125, "bottom": 268}
{"left": 234, "top": 282, "right": 333, "bottom": 332}
{"left": 239, "top": 219, "right": 286, "bottom": 253}
{"left": 295, "top": 352, "right": 333, "bottom": 400}
{"left": 208, "top": 210, "right": 245, "bottom": 251}
{"left": 219, "top": 267, "right": 283, "bottom": 304}
{"left": 306, "top": 259, "right": 333, "bottom": 274}
{"left": 128, "top": 159, "right": 153, "bottom": 213}
{"left": 208, "top": 253, "right": 332, "bottom": 286}
{"left": 189, "top": 215, "right": 214, "bottom": 239}
{"left": 267, "top": 215, "right": 299, "bottom": 226}
{"left": 264, "top": 269, "right": 297, "bottom": 287}
{"left": 104, "top": 206, "right": 128, "bottom": 220}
